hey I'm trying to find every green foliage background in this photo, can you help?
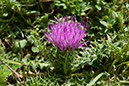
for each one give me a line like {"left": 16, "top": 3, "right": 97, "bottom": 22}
{"left": 0, "top": 0, "right": 129, "bottom": 85}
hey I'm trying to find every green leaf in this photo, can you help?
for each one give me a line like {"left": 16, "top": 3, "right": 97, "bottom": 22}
{"left": 0, "top": 65, "right": 11, "bottom": 86}
{"left": 100, "top": 21, "right": 108, "bottom": 27}
{"left": 3, "top": 13, "right": 8, "bottom": 17}
{"left": 32, "top": 46, "right": 39, "bottom": 53}
{"left": 112, "top": 11, "right": 118, "bottom": 17}
{"left": 117, "top": 12, "right": 124, "bottom": 31}
{"left": 39, "top": 63, "right": 50, "bottom": 69}
{"left": 3, "top": 59, "right": 22, "bottom": 66}
{"left": 95, "top": 5, "right": 101, "bottom": 10}
{"left": 50, "top": 3, "right": 55, "bottom": 9}
{"left": 13, "top": 39, "right": 28, "bottom": 52}
{"left": 26, "top": 11, "right": 40, "bottom": 15}
{"left": 55, "top": 2, "right": 67, "bottom": 9}
{"left": 87, "top": 72, "right": 105, "bottom": 86}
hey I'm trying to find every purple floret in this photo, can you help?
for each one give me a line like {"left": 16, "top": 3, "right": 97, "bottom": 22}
{"left": 43, "top": 16, "right": 91, "bottom": 51}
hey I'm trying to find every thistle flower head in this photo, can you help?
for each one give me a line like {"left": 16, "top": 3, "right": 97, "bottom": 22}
{"left": 43, "top": 15, "right": 91, "bottom": 52}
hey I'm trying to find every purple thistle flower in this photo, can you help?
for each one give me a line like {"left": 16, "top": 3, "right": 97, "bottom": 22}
{"left": 43, "top": 16, "right": 91, "bottom": 52}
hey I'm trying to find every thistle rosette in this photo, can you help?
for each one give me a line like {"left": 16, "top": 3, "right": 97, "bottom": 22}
{"left": 43, "top": 16, "right": 91, "bottom": 52}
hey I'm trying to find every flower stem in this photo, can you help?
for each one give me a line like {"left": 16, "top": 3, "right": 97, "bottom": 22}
{"left": 64, "top": 51, "right": 68, "bottom": 75}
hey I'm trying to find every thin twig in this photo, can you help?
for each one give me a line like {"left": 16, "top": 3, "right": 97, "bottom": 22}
{"left": 108, "top": 74, "right": 111, "bottom": 86}
{"left": 14, "top": 25, "right": 24, "bottom": 38}
{"left": 18, "top": 42, "right": 26, "bottom": 86}
{"left": 20, "top": 1, "right": 40, "bottom": 7}
{"left": 0, "top": 60, "right": 22, "bottom": 86}
{"left": 23, "top": 66, "right": 26, "bottom": 86}
{"left": 108, "top": 75, "right": 115, "bottom": 86}
{"left": 6, "top": 81, "right": 11, "bottom": 85}
{"left": 40, "top": 2, "right": 44, "bottom": 10}
{"left": 0, "top": 39, "right": 5, "bottom": 49}
{"left": 18, "top": 42, "right": 24, "bottom": 61}
{"left": 4, "top": 38, "right": 12, "bottom": 48}
{"left": 8, "top": 11, "right": 15, "bottom": 25}
{"left": 126, "top": 76, "right": 129, "bottom": 81}
{"left": 47, "top": 9, "right": 54, "bottom": 15}
{"left": 85, "top": 6, "right": 94, "bottom": 17}
{"left": 13, "top": 9, "right": 34, "bottom": 27}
